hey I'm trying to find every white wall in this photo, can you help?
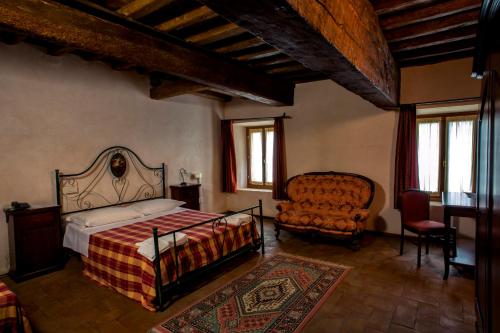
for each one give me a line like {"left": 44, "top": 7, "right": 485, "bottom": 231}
{"left": 224, "top": 80, "right": 401, "bottom": 232}
{"left": 0, "top": 43, "right": 225, "bottom": 274}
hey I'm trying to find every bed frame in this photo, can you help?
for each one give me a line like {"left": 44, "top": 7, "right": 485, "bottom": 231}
{"left": 55, "top": 146, "right": 264, "bottom": 310}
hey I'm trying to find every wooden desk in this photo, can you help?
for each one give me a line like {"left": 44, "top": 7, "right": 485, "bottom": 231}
{"left": 442, "top": 192, "right": 476, "bottom": 280}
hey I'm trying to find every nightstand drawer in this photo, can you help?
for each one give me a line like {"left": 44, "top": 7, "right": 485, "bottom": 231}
{"left": 14, "top": 211, "right": 58, "bottom": 230}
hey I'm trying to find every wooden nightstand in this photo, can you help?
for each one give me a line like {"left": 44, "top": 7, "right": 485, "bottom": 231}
{"left": 170, "top": 184, "right": 201, "bottom": 210}
{"left": 4, "top": 205, "right": 65, "bottom": 282}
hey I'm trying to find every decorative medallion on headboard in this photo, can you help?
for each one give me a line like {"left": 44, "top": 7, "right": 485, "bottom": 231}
{"left": 55, "top": 146, "right": 166, "bottom": 214}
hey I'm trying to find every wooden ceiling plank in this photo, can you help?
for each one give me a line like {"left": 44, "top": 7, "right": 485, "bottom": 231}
{"left": 389, "top": 25, "right": 478, "bottom": 52}
{"left": 199, "top": 0, "right": 399, "bottom": 107}
{"left": 150, "top": 78, "right": 207, "bottom": 99}
{"left": 372, "top": 0, "right": 437, "bottom": 16}
{"left": 0, "top": 0, "right": 294, "bottom": 105}
{"left": 393, "top": 38, "right": 476, "bottom": 59}
{"left": 155, "top": 6, "right": 217, "bottom": 32}
{"left": 251, "top": 54, "right": 293, "bottom": 67}
{"left": 117, "top": 0, "right": 174, "bottom": 19}
{"left": 399, "top": 49, "right": 475, "bottom": 67}
{"left": 236, "top": 48, "right": 281, "bottom": 61}
{"left": 385, "top": 10, "right": 480, "bottom": 42}
{"left": 380, "top": 0, "right": 481, "bottom": 30}
{"left": 185, "top": 22, "right": 245, "bottom": 45}
{"left": 266, "top": 64, "right": 305, "bottom": 74}
{"left": 214, "top": 37, "right": 265, "bottom": 53}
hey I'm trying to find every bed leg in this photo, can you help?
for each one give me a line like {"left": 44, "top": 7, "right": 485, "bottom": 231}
{"left": 153, "top": 227, "right": 163, "bottom": 310}
{"left": 259, "top": 200, "right": 265, "bottom": 255}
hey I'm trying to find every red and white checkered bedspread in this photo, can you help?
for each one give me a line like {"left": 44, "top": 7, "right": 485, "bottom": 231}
{"left": 82, "top": 209, "right": 259, "bottom": 311}
{"left": 0, "top": 281, "right": 31, "bottom": 333}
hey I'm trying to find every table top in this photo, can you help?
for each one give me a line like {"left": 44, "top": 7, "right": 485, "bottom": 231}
{"left": 441, "top": 192, "right": 476, "bottom": 208}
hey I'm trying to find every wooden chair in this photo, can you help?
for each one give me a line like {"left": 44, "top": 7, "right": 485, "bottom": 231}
{"left": 399, "top": 189, "right": 456, "bottom": 268}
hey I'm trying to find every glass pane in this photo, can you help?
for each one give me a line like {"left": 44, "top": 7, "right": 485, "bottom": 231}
{"left": 250, "top": 131, "right": 263, "bottom": 183}
{"left": 265, "top": 129, "right": 274, "bottom": 184}
{"left": 418, "top": 121, "right": 440, "bottom": 192}
{"left": 447, "top": 119, "right": 474, "bottom": 192}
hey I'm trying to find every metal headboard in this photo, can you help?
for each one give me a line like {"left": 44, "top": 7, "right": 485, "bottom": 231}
{"left": 55, "top": 146, "right": 166, "bottom": 215}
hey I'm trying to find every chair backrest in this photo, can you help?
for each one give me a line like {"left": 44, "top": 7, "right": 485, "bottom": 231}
{"left": 399, "top": 189, "right": 430, "bottom": 224}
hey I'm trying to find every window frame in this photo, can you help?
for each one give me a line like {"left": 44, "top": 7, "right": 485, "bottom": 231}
{"left": 246, "top": 125, "right": 274, "bottom": 189}
{"left": 416, "top": 111, "right": 478, "bottom": 200}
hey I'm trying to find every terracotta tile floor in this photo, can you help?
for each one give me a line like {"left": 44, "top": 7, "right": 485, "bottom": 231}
{"left": 1, "top": 219, "right": 475, "bottom": 333}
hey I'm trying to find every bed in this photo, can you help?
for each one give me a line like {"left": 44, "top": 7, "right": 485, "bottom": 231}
{"left": 0, "top": 281, "right": 31, "bottom": 333}
{"left": 57, "top": 146, "right": 264, "bottom": 311}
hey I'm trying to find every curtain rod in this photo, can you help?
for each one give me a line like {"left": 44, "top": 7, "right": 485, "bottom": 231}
{"left": 414, "top": 96, "right": 480, "bottom": 107}
{"left": 226, "top": 113, "right": 292, "bottom": 123}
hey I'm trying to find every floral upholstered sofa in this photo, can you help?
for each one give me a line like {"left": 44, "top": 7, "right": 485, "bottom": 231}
{"left": 275, "top": 172, "right": 375, "bottom": 249}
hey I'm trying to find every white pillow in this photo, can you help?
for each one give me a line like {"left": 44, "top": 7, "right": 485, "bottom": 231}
{"left": 129, "top": 199, "right": 185, "bottom": 215}
{"left": 67, "top": 206, "right": 143, "bottom": 227}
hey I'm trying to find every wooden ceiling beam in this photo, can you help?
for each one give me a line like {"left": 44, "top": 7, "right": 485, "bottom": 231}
{"left": 385, "top": 10, "right": 479, "bottom": 42}
{"left": 185, "top": 22, "right": 245, "bottom": 45}
{"left": 117, "top": 0, "right": 174, "bottom": 19}
{"left": 389, "top": 25, "right": 478, "bottom": 52}
{"left": 155, "top": 6, "right": 217, "bottom": 33}
{"left": 150, "top": 78, "right": 207, "bottom": 99}
{"left": 199, "top": 0, "right": 399, "bottom": 108}
{"left": 371, "top": 0, "right": 437, "bottom": 16}
{"left": 379, "top": 0, "right": 481, "bottom": 30}
{"left": 0, "top": 31, "right": 26, "bottom": 45}
{"left": 0, "top": 0, "right": 294, "bottom": 105}
{"left": 194, "top": 90, "right": 233, "bottom": 102}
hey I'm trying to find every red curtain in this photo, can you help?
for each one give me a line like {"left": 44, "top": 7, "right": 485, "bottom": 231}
{"left": 394, "top": 104, "right": 419, "bottom": 208}
{"left": 221, "top": 120, "right": 237, "bottom": 193}
{"left": 273, "top": 117, "right": 287, "bottom": 200}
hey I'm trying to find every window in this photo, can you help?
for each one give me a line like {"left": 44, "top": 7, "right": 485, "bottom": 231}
{"left": 247, "top": 126, "right": 274, "bottom": 188}
{"left": 417, "top": 113, "right": 477, "bottom": 198}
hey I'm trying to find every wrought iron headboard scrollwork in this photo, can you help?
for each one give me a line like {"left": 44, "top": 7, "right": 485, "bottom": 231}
{"left": 56, "top": 146, "right": 166, "bottom": 215}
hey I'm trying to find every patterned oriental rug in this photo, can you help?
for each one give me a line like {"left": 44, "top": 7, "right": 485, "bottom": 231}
{"left": 150, "top": 254, "right": 350, "bottom": 333}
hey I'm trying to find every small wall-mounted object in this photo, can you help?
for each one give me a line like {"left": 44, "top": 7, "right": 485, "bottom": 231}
{"left": 179, "top": 168, "right": 189, "bottom": 185}
{"left": 191, "top": 172, "right": 202, "bottom": 184}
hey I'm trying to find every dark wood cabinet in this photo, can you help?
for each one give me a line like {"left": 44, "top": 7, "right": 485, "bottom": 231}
{"left": 170, "top": 184, "right": 201, "bottom": 210}
{"left": 475, "top": 3, "right": 500, "bottom": 332}
{"left": 5, "top": 205, "right": 65, "bottom": 282}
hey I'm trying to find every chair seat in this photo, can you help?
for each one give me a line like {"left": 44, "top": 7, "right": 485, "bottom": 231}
{"left": 405, "top": 220, "right": 445, "bottom": 233}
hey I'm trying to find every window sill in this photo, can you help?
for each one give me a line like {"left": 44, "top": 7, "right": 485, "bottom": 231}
{"left": 237, "top": 188, "right": 272, "bottom": 193}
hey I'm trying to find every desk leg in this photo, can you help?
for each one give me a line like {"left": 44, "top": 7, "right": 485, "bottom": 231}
{"left": 443, "top": 207, "right": 451, "bottom": 280}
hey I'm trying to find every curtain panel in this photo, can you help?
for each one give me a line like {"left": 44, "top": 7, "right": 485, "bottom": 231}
{"left": 394, "top": 104, "right": 419, "bottom": 208}
{"left": 221, "top": 120, "right": 237, "bottom": 193}
{"left": 273, "top": 117, "right": 287, "bottom": 200}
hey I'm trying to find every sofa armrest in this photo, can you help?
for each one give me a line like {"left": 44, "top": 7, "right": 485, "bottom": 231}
{"left": 276, "top": 201, "right": 292, "bottom": 213}
{"left": 352, "top": 209, "right": 370, "bottom": 222}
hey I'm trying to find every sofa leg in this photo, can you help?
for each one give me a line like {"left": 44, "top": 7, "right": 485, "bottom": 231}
{"left": 349, "top": 235, "right": 361, "bottom": 251}
{"left": 274, "top": 224, "right": 281, "bottom": 240}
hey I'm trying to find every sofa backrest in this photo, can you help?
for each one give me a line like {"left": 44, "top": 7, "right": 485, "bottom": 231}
{"left": 285, "top": 172, "right": 375, "bottom": 208}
